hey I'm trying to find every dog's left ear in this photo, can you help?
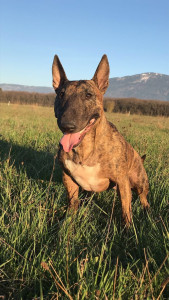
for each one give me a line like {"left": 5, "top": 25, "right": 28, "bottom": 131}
{"left": 92, "top": 55, "right": 110, "bottom": 94}
{"left": 52, "top": 55, "right": 67, "bottom": 91}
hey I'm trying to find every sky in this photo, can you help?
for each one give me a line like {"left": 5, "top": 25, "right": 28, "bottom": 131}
{"left": 0, "top": 0, "right": 169, "bottom": 87}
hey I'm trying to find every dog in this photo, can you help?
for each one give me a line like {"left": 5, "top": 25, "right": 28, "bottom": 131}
{"left": 52, "top": 54, "right": 150, "bottom": 226}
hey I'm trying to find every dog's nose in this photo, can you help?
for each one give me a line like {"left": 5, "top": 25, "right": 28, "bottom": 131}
{"left": 60, "top": 122, "right": 76, "bottom": 133}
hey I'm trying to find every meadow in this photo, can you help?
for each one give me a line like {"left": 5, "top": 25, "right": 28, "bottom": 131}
{"left": 0, "top": 103, "right": 168, "bottom": 299}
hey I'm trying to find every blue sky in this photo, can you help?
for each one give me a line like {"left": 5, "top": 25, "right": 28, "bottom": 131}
{"left": 0, "top": 0, "right": 169, "bottom": 87}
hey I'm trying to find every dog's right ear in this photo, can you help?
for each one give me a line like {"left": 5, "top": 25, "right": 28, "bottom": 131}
{"left": 92, "top": 54, "right": 110, "bottom": 94}
{"left": 52, "top": 55, "right": 67, "bottom": 91}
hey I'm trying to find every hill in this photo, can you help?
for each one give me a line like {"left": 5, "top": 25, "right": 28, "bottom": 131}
{"left": 0, "top": 83, "right": 53, "bottom": 94}
{"left": 105, "top": 73, "right": 169, "bottom": 101}
{"left": 1, "top": 72, "right": 169, "bottom": 100}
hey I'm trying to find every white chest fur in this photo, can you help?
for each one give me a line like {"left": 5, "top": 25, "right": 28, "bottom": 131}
{"left": 65, "top": 159, "right": 109, "bottom": 192}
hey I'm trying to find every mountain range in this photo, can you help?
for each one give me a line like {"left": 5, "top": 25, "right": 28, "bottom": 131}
{"left": 1, "top": 72, "right": 169, "bottom": 101}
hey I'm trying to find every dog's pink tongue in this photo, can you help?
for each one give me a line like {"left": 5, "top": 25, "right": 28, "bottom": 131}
{"left": 60, "top": 132, "right": 81, "bottom": 152}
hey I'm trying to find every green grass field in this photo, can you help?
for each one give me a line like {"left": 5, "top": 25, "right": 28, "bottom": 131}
{"left": 0, "top": 103, "right": 169, "bottom": 299}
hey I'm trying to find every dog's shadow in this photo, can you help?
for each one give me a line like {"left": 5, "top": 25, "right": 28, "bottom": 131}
{"left": 0, "top": 138, "right": 62, "bottom": 183}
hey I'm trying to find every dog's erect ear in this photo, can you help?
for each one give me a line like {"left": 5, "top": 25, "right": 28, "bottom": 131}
{"left": 52, "top": 55, "right": 67, "bottom": 91}
{"left": 92, "top": 55, "right": 110, "bottom": 94}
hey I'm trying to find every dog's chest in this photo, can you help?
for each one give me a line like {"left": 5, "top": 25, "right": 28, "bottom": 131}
{"left": 65, "top": 159, "right": 109, "bottom": 192}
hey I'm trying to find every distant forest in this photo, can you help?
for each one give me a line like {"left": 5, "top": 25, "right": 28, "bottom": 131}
{"left": 0, "top": 89, "right": 169, "bottom": 117}
{"left": 104, "top": 97, "right": 169, "bottom": 117}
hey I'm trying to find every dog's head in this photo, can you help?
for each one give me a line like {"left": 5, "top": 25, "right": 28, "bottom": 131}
{"left": 52, "top": 55, "right": 109, "bottom": 152}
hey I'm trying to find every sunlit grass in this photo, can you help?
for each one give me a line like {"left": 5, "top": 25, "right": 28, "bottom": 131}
{"left": 0, "top": 103, "right": 169, "bottom": 299}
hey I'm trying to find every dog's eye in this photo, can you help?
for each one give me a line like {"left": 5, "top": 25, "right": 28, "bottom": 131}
{"left": 86, "top": 93, "right": 92, "bottom": 99}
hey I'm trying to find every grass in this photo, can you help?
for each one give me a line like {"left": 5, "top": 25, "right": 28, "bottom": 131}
{"left": 0, "top": 103, "right": 169, "bottom": 299}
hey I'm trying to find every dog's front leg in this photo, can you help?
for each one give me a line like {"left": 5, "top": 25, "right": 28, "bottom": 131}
{"left": 62, "top": 171, "right": 79, "bottom": 211}
{"left": 118, "top": 177, "right": 132, "bottom": 227}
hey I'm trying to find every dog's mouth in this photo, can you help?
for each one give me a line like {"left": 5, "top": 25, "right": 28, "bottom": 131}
{"left": 59, "top": 114, "right": 99, "bottom": 152}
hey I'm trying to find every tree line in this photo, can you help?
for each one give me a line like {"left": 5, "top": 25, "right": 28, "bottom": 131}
{"left": 0, "top": 90, "right": 169, "bottom": 116}
{"left": 104, "top": 97, "right": 169, "bottom": 117}
{"left": 0, "top": 90, "right": 55, "bottom": 107}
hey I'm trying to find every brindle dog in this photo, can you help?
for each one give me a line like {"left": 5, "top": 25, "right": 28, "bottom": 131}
{"left": 52, "top": 54, "right": 150, "bottom": 226}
